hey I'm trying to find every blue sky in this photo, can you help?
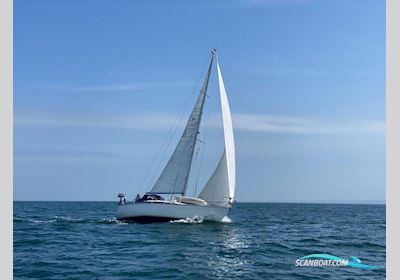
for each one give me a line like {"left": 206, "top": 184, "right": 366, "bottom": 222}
{"left": 14, "top": 0, "right": 385, "bottom": 202}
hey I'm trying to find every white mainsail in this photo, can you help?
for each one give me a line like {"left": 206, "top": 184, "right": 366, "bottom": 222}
{"left": 198, "top": 59, "right": 236, "bottom": 207}
{"left": 149, "top": 56, "right": 214, "bottom": 195}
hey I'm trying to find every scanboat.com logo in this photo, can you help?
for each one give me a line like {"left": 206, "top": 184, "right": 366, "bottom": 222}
{"left": 295, "top": 254, "right": 384, "bottom": 270}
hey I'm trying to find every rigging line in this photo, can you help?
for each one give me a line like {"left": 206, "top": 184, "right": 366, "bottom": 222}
{"left": 192, "top": 80, "right": 212, "bottom": 197}
{"left": 182, "top": 54, "right": 215, "bottom": 197}
{"left": 147, "top": 58, "right": 212, "bottom": 192}
{"left": 193, "top": 96, "right": 211, "bottom": 197}
{"left": 140, "top": 85, "right": 197, "bottom": 194}
{"left": 140, "top": 55, "right": 212, "bottom": 194}
{"left": 139, "top": 75, "right": 202, "bottom": 195}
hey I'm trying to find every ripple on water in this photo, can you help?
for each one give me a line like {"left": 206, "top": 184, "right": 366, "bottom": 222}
{"left": 14, "top": 202, "right": 386, "bottom": 280}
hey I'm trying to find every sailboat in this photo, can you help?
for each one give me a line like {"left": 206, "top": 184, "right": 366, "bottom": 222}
{"left": 116, "top": 49, "right": 235, "bottom": 223}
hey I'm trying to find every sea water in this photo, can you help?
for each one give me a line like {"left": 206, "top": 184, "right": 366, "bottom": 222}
{"left": 14, "top": 202, "right": 385, "bottom": 279}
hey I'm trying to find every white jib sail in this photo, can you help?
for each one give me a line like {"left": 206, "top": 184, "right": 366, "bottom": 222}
{"left": 198, "top": 59, "right": 236, "bottom": 207}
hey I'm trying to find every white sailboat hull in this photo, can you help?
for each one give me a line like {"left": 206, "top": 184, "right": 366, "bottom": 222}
{"left": 116, "top": 202, "right": 230, "bottom": 223}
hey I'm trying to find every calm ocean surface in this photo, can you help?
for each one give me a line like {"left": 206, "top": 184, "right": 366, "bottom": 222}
{"left": 14, "top": 202, "right": 385, "bottom": 279}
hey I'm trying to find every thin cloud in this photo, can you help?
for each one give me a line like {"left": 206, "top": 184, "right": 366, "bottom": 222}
{"left": 14, "top": 150, "right": 118, "bottom": 163}
{"left": 15, "top": 112, "right": 181, "bottom": 130}
{"left": 237, "top": 64, "right": 329, "bottom": 79}
{"left": 232, "top": 113, "right": 386, "bottom": 135}
{"left": 74, "top": 84, "right": 142, "bottom": 92}
{"left": 15, "top": 111, "right": 386, "bottom": 135}
{"left": 26, "top": 81, "right": 193, "bottom": 93}
{"left": 73, "top": 82, "right": 192, "bottom": 92}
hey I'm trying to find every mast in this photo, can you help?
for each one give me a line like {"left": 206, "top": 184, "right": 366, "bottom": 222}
{"left": 148, "top": 50, "right": 215, "bottom": 195}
